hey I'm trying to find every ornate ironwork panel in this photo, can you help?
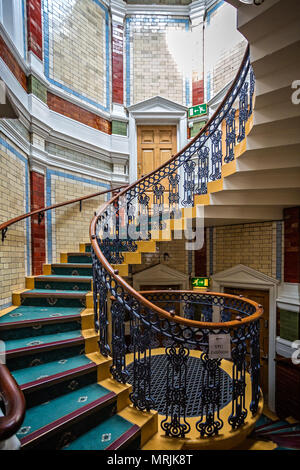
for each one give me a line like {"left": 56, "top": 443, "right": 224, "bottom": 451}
{"left": 161, "top": 343, "right": 191, "bottom": 438}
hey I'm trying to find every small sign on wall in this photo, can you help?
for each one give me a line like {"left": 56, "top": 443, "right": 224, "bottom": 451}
{"left": 192, "top": 277, "right": 210, "bottom": 289}
{"left": 188, "top": 103, "right": 207, "bottom": 118}
{"left": 209, "top": 333, "right": 231, "bottom": 359}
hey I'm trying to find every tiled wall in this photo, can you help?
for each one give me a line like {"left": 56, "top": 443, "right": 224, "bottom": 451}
{"left": 30, "top": 171, "right": 46, "bottom": 275}
{"left": 207, "top": 221, "right": 284, "bottom": 280}
{"left": 27, "top": 0, "right": 43, "bottom": 60}
{"left": 283, "top": 207, "right": 300, "bottom": 283}
{"left": 0, "top": 35, "right": 27, "bottom": 90}
{"left": 132, "top": 238, "right": 191, "bottom": 276}
{"left": 46, "top": 169, "right": 109, "bottom": 263}
{"left": 212, "top": 40, "right": 246, "bottom": 97}
{"left": 47, "top": 93, "right": 112, "bottom": 134}
{"left": 0, "top": 134, "right": 30, "bottom": 308}
{"left": 125, "top": 15, "right": 190, "bottom": 106}
{"left": 42, "top": 0, "right": 110, "bottom": 111}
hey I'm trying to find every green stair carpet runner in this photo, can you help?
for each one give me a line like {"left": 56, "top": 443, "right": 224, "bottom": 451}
{"left": 0, "top": 243, "right": 140, "bottom": 450}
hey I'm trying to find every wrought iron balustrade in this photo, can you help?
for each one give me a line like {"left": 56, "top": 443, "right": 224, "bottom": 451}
{"left": 90, "top": 45, "right": 262, "bottom": 440}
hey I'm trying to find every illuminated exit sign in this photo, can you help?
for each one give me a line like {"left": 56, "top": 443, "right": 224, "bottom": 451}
{"left": 188, "top": 103, "right": 207, "bottom": 118}
{"left": 192, "top": 277, "right": 210, "bottom": 289}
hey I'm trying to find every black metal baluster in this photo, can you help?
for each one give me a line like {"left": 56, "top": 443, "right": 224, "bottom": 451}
{"left": 196, "top": 349, "right": 223, "bottom": 437}
{"left": 228, "top": 326, "right": 248, "bottom": 429}
{"left": 224, "top": 109, "right": 236, "bottom": 163}
{"left": 161, "top": 343, "right": 191, "bottom": 438}
{"left": 238, "top": 82, "right": 249, "bottom": 142}
{"left": 129, "top": 315, "right": 154, "bottom": 411}
{"left": 195, "top": 146, "right": 209, "bottom": 195}
{"left": 249, "top": 320, "right": 260, "bottom": 415}
{"left": 182, "top": 161, "right": 196, "bottom": 206}
{"left": 210, "top": 130, "right": 222, "bottom": 181}
{"left": 110, "top": 300, "right": 129, "bottom": 383}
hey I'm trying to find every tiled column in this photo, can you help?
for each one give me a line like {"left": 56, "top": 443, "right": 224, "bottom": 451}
{"left": 26, "top": 0, "right": 43, "bottom": 61}
{"left": 284, "top": 207, "right": 300, "bottom": 283}
{"left": 30, "top": 171, "right": 46, "bottom": 275}
{"left": 111, "top": 0, "right": 126, "bottom": 106}
{"left": 190, "top": 1, "right": 205, "bottom": 106}
{"left": 194, "top": 229, "right": 207, "bottom": 276}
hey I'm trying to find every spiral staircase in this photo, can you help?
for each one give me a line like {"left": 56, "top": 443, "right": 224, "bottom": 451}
{"left": 1, "top": 0, "right": 300, "bottom": 451}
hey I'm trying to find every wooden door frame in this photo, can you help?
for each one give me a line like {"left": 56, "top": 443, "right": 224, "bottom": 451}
{"left": 127, "top": 96, "right": 188, "bottom": 184}
{"left": 212, "top": 264, "right": 280, "bottom": 412}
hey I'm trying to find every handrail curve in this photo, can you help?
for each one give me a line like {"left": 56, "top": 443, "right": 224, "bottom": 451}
{"left": 0, "top": 184, "right": 128, "bottom": 242}
{"left": 90, "top": 44, "right": 257, "bottom": 331}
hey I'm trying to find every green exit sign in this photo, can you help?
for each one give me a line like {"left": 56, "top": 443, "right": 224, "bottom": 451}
{"left": 188, "top": 103, "right": 207, "bottom": 118}
{"left": 192, "top": 277, "right": 210, "bottom": 288}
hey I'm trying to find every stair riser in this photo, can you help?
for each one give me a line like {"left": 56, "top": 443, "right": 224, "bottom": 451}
{"left": 67, "top": 255, "right": 91, "bottom": 263}
{"left": 7, "top": 343, "right": 85, "bottom": 371}
{"left": 35, "top": 280, "right": 92, "bottom": 291}
{"left": 19, "top": 297, "right": 86, "bottom": 308}
{"left": 25, "top": 369, "right": 98, "bottom": 409}
{"left": 21, "top": 397, "right": 117, "bottom": 450}
{"left": 0, "top": 320, "right": 81, "bottom": 341}
{"left": 51, "top": 266, "right": 92, "bottom": 276}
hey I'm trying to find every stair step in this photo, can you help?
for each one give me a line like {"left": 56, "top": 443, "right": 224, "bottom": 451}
{"left": 32, "top": 275, "right": 92, "bottom": 291}
{"left": 5, "top": 330, "right": 84, "bottom": 358}
{"left": 12, "top": 354, "right": 96, "bottom": 390}
{"left": 49, "top": 263, "right": 92, "bottom": 276}
{"left": 63, "top": 253, "right": 91, "bottom": 264}
{"left": 63, "top": 414, "right": 140, "bottom": 450}
{"left": 0, "top": 306, "right": 83, "bottom": 327}
{"left": 14, "top": 289, "right": 89, "bottom": 308}
{"left": 18, "top": 382, "right": 116, "bottom": 449}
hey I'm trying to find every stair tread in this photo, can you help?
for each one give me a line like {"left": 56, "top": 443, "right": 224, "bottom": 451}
{"left": 36, "top": 275, "right": 92, "bottom": 280}
{"left": 0, "top": 306, "right": 83, "bottom": 325}
{"left": 17, "top": 382, "right": 112, "bottom": 443}
{"left": 23, "top": 289, "right": 89, "bottom": 296}
{"left": 51, "top": 263, "right": 92, "bottom": 267}
{"left": 12, "top": 354, "right": 95, "bottom": 387}
{"left": 63, "top": 414, "right": 138, "bottom": 450}
{"left": 5, "top": 330, "right": 83, "bottom": 352}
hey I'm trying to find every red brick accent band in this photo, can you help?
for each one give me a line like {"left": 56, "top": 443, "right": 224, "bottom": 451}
{"left": 26, "top": 0, "right": 43, "bottom": 61}
{"left": 47, "top": 92, "right": 112, "bottom": 134}
{"left": 194, "top": 229, "right": 207, "bottom": 277}
{"left": 30, "top": 171, "right": 46, "bottom": 275}
{"left": 0, "top": 36, "right": 27, "bottom": 90}
{"left": 284, "top": 207, "right": 300, "bottom": 283}
{"left": 192, "top": 78, "right": 204, "bottom": 107}
{"left": 112, "top": 22, "right": 124, "bottom": 104}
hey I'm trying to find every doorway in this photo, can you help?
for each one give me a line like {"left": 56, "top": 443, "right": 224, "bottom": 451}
{"left": 224, "top": 286, "right": 270, "bottom": 400}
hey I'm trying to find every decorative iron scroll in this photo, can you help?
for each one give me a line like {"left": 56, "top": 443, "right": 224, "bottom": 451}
{"left": 110, "top": 300, "right": 129, "bottom": 383}
{"left": 91, "top": 48, "right": 262, "bottom": 441}
{"left": 161, "top": 343, "right": 191, "bottom": 438}
{"left": 228, "top": 325, "right": 248, "bottom": 429}
{"left": 196, "top": 351, "right": 223, "bottom": 437}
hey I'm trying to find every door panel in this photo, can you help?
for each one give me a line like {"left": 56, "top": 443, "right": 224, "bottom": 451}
{"left": 224, "top": 287, "right": 269, "bottom": 399}
{"left": 137, "top": 125, "right": 177, "bottom": 209}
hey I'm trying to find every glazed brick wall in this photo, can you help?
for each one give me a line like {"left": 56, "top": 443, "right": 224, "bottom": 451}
{"left": 0, "top": 135, "right": 28, "bottom": 307}
{"left": 112, "top": 22, "right": 124, "bottom": 104}
{"left": 194, "top": 230, "right": 207, "bottom": 277}
{"left": 284, "top": 207, "right": 300, "bottom": 283}
{"left": 27, "top": 0, "right": 43, "bottom": 60}
{"left": 47, "top": 93, "right": 112, "bottom": 134}
{"left": 0, "top": 36, "right": 27, "bottom": 90}
{"left": 30, "top": 171, "right": 45, "bottom": 275}
{"left": 192, "top": 78, "right": 204, "bottom": 106}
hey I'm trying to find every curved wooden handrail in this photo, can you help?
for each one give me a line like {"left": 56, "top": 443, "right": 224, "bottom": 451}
{"left": 0, "top": 364, "right": 25, "bottom": 442}
{"left": 90, "top": 45, "right": 261, "bottom": 331}
{"left": 0, "top": 184, "right": 128, "bottom": 241}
